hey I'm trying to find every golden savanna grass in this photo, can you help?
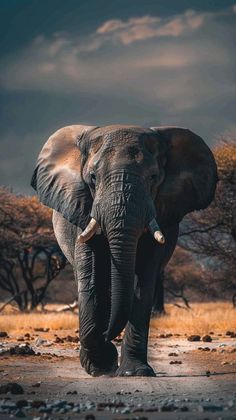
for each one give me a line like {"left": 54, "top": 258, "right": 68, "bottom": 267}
{"left": 0, "top": 302, "right": 235, "bottom": 335}
{"left": 151, "top": 302, "right": 236, "bottom": 335}
{"left": 0, "top": 308, "right": 78, "bottom": 333}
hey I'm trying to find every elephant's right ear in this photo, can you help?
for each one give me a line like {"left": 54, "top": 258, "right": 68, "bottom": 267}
{"left": 31, "top": 125, "right": 98, "bottom": 229}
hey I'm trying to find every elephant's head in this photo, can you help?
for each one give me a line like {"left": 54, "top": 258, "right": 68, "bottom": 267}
{"left": 31, "top": 124, "right": 217, "bottom": 340}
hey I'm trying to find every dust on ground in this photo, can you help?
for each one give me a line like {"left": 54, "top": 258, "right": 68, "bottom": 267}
{"left": 0, "top": 303, "right": 236, "bottom": 419}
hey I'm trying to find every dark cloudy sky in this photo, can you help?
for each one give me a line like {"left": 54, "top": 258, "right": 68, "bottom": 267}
{"left": 1, "top": 0, "right": 236, "bottom": 193}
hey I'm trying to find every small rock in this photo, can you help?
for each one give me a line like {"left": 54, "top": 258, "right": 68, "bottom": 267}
{"left": 10, "top": 344, "right": 35, "bottom": 356}
{"left": 226, "top": 330, "right": 234, "bottom": 336}
{"left": 0, "top": 382, "right": 24, "bottom": 394}
{"left": 72, "top": 406, "right": 80, "bottom": 413}
{"left": 34, "top": 328, "right": 50, "bottom": 332}
{"left": 202, "top": 404, "right": 223, "bottom": 411}
{"left": 35, "top": 337, "right": 47, "bottom": 346}
{"left": 15, "top": 409, "right": 26, "bottom": 417}
{"left": 43, "top": 341, "right": 53, "bottom": 347}
{"left": 31, "top": 400, "right": 46, "bottom": 408}
{"left": 38, "top": 406, "right": 52, "bottom": 413}
{"left": 180, "top": 406, "right": 189, "bottom": 412}
{"left": 62, "top": 335, "right": 79, "bottom": 343}
{"left": 0, "top": 349, "right": 10, "bottom": 356}
{"left": 17, "top": 336, "right": 25, "bottom": 342}
{"left": 188, "top": 335, "right": 201, "bottom": 342}
{"left": 32, "top": 382, "right": 41, "bottom": 388}
{"left": 170, "top": 360, "right": 182, "bottom": 364}
{"left": 159, "top": 333, "right": 173, "bottom": 338}
{"left": 0, "top": 401, "right": 17, "bottom": 410}
{"left": 66, "top": 390, "right": 77, "bottom": 395}
{"left": 161, "top": 403, "right": 177, "bottom": 412}
{"left": 16, "top": 400, "right": 28, "bottom": 409}
{"left": 51, "top": 400, "right": 67, "bottom": 409}
{"left": 54, "top": 337, "right": 64, "bottom": 344}
{"left": 0, "top": 332, "right": 8, "bottom": 338}
{"left": 168, "top": 352, "right": 178, "bottom": 357}
{"left": 120, "top": 407, "right": 130, "bottom": 414}
{"left": 221, "top": 361, "right": 229, "bottom": 365}
{"left": 202, "top": 335, "right": 212, "bottom": 342}
{"left": 206, "top": 370, "right": 211, "bottom": 377}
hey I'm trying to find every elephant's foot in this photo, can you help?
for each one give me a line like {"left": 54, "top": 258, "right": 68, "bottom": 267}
{"left": 116, "top": 359, "right": 156, "bottom": 377}
{"left": 80, "top": 341, "right": 118, "bottom": 376}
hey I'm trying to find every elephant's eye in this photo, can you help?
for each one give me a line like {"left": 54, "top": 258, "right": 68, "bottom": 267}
{"left": 90, "top": 172, "right": 96, "bottom": 186}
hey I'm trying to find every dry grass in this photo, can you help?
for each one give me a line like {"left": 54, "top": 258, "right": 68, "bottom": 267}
{"left": 0, "top": 302, "right": 235, "bottom": 334}
{"left": 151, "top": 302, "right": 236, "bottom": 335}
{"left": 0, "top": 306, "right": 78, "bottom": 333}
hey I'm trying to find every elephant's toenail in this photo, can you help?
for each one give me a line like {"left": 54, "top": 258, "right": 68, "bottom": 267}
{"left": 124, "top": 370, "right": 133, "bottom": 376}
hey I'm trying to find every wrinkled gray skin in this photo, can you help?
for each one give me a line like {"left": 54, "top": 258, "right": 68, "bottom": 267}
{"left": 32, "top": 125, "right": 217, "bottom": 377}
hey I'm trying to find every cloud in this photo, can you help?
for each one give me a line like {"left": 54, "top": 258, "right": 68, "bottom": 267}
{"left": 0, "top": 5, "right": 235, "bottom": 127}
{"left": 96, "top": 10, "right": 205, "bottom": 45}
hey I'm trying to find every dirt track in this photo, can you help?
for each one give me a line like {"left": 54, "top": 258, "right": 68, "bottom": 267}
{"left": 0, "top": 331, "right": 236, "bottom": 419}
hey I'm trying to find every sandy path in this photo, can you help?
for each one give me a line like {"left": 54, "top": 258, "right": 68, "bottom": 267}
{"left": 0, "top": 334, "right": 236, "bottom": 419}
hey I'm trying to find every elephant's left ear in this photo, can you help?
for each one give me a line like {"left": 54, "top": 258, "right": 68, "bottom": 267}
{"left": 150, "top": 127, "right": 218, "bottom": 226}
{"left": 31, "top": 125, "right": 98, "bottom": 229}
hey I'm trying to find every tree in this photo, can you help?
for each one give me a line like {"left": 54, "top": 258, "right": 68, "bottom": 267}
{"left": 179, "top": 138, "right": 236, "bottom": 304}
{"left": 0, "top": 188, "right": 66, "bottom": 310}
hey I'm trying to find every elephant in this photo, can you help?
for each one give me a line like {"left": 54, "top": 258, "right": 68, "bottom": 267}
{"left": 31, "top": 124, "right": 217, "bottom": 377}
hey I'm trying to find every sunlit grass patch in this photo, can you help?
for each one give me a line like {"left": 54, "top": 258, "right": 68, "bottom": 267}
{"left": 0, "top": 302, "right": 235, "bottom": 335}
{"left": 151, "top": 302, "right": 236, "bottom": 335}
{"left": 0, "top": 305, "right": 78, "bottom": 332}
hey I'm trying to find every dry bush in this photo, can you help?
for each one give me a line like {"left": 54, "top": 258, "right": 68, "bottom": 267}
{"left": 0, "top": 188, "right": 66, "bottom": 310}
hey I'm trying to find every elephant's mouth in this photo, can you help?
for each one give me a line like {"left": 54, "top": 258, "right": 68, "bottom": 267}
{"left": 78, "top": 171, "right": 165, "bottom": 341}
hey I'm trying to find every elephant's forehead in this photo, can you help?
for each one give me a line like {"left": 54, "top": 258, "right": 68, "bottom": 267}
{"left": 91, "top": 125, "right": 152, "bottom": 143}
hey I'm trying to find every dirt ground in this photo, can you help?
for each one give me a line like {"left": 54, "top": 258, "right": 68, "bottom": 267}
{"left": 0, "top": 304, "right": 236, "bottom": 419}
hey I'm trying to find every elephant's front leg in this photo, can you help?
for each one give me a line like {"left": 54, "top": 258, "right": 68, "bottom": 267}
{"left": 116, "top": 234, "right": 158, "bottom": 377}
{"left": 116, "top": 225, "right": 179, "bottom": 377}
{"left": 74, "top": 236, "right": 118, "bottom": 376}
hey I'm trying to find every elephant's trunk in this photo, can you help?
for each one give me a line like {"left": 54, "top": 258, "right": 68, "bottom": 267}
{"left": 90, "top": 171, "right": 156, "bottom": 341}
{"left": 104, "top": 225, "right": 138, "bottom": 341}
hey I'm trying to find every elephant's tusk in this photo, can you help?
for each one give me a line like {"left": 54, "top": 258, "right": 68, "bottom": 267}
{"left": 148, "top": 218, "right": 165, "bottom": 245}
{"left": 78, "top": 218, "right": 100, "bottom": 243}
{"left": 154, "top": 230, "right": 165, "bottom": 244}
